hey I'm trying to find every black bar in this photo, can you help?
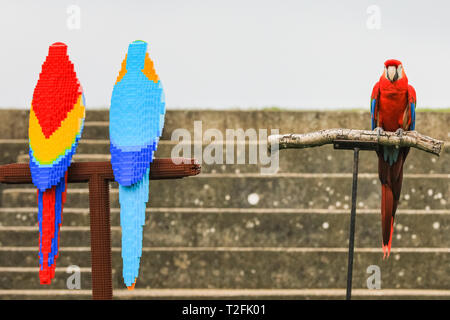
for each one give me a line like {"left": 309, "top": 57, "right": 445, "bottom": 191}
{"left": 346, "top": 148, "right": 360, "bottom": 300}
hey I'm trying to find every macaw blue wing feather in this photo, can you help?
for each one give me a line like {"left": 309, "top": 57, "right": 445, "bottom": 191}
{"left": 370, "top": 82, "right": 380, "bottom": 130}
{"left": 371, "top": 98, "right": 377, "bottom": 130}
{"left": 410, "top": 101, "right": 416, "bottom": 130}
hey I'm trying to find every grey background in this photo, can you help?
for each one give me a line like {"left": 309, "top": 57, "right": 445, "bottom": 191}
{"left": 0, "top": 0, "right": 449, "bottom": 109}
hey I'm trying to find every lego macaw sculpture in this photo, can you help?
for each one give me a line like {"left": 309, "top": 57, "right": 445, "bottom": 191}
{"left": 29, "top": 42, "right": 86, "bottom": 284}
{"left": 370, "top": 59, "right": 416, "bottom": 258}
{"left": 110, "top": 40, "right": 166, "bottom": 289}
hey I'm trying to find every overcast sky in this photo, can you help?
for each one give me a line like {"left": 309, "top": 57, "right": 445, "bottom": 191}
{"left": 1, "top": 0, "right": 449, "bottom": 109}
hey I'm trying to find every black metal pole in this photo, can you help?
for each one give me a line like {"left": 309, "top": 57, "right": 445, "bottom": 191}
{"left": 346, "top": 147, "right": 360, "bottom": 300}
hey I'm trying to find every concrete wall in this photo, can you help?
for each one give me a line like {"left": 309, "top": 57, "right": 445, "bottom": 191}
{"left": 0, "top": 110, "right": 448, "bottom": 299}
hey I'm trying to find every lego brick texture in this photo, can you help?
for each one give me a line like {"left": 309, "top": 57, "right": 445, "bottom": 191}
{"left": 109, "top": 40, "right": 166, "bottom": 288}
{"left": 28, "top": 42, "right": 85, "bottom": 284}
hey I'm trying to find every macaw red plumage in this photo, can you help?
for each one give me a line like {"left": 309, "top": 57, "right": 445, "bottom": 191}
{"left": 370, "top": 59, "right": 416, "bottom": 258}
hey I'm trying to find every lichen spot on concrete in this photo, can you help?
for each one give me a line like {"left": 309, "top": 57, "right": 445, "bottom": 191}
{"left": 247, "top": 193, "right": 259, "bottom": 205}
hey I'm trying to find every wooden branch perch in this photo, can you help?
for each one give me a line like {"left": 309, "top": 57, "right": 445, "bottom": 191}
{"left": 268, "top": 129, "right": 444, "bottom": 156}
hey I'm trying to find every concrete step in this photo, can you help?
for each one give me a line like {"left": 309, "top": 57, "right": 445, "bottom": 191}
{"left": 0, "top": 120, "right": 109, "bottom": 141}
{"left": 0, "top": 139, "right": 112, "bottom": 165}
{"left": 2, "top": 288, "right": 450, "bottom": 300}
{"left": 17, "top": 153, "right": 111, "bottom": 163}
{"left": 0, "top": 109, "right": 109, "bottom": 131}
{"left": 1, "top": 175, "right": 448, "bottom": 210}
{"left": 82, "top": 121, "right": 109, "bottom": 140}
{"left": 11, "top": 144, "right": 450, "bottom": 175}
{"left": 0, "top": 209, "right": 450, "bottom": 248}
{"left": 1, "top": 110, "right": 449, "bottom": 141}
{"left": 0, "top": 267, "right": 94, "bottom": 291}
{"left": 0, "top": 248, "right": 449, "bottom": 289}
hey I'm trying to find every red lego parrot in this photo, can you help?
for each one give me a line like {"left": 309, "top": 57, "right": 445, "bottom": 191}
{"left": 29, "top": 42, "right": 85, "bottom": 284}
{"left": 370, "top": 59, "right": 416, "bottom": 258}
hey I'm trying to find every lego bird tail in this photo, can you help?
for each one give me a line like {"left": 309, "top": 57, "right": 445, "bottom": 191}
{"left": 38, "top": 173, "right": 67, "bottom": 284}
{"left": 119, "top": 168, "right": 150, "bottom": 289}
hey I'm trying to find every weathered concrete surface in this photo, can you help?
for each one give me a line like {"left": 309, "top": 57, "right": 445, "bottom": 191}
{"left": 5, "top": 142, "right": 450, "bottom": 175}
{"left": 1, "top": 250, "right": 450, "bottom": 290}
{"left": 1, "top": 289, "right": 449, "bottom": 300}
{"left": 115, "top": 289, "right": 450, "bottom": 300}
{"left": 0, "top": 110, "right": 448, "bottom": 140}
{"left": 0, "top": 110, "right": 448, "bottom": 299}
{"left": 2, "top": 176, "right": 448, "bottom": 210}
{"left": 0, "top": 211, "right": 449, "bottom": 248}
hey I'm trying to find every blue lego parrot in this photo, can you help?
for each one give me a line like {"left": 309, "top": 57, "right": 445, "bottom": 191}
{"left": 109, "top": 40, "right": 166, "bottom": 289}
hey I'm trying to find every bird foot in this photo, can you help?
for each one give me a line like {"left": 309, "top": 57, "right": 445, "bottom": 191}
{"left": 395, "top": 128, "right": 404, "bottom": 138}
{"left": 374, "top": 127, "right": 384, "bottom": 141}
{"left": 382, "top": 245, "right": 391, "bottom": 260}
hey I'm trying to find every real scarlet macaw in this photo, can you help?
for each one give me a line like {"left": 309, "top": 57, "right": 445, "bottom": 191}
{"left": 370, "top": 59, "right": 416, "bottom": 258}
{"left": 29, "top": 42, "right": 86, "bottom": 284}
{"left": 110, "top": 40, "right": 166, "bottom": 289}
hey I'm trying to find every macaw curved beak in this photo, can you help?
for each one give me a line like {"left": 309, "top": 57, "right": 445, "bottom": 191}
{"left": 386, "top": 66, "right": 398, "bottom": 82}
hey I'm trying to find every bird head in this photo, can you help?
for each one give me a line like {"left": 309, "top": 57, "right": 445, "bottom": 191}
{"left": 48, "top": 42, "right": 68, "bottom": 56}
{"left": 383, "top": 59, "right": 405, "bottom": 83}
{"left": 126, "top": 40, "right": 148, "bottom": 70}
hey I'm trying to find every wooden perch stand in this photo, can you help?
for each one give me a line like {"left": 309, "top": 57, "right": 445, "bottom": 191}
{"left": 0, "top": 158, "right": 201, "bottom": 184}
{"left": 268, "top": 129, "right": 443, "bottom": 300}
{"left": 268, "top": 129, "right": 444, "bottom": 156}
{"left": 0, "top": 158, "right": 201, "bottom": 300}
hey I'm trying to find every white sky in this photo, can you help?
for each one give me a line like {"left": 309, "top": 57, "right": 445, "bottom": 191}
{"left": 0, "top": 0, "right": 449, "bottom": 109}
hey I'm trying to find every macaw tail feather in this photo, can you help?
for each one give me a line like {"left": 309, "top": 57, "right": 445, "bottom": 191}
{"left": 37, "top": 172, "right": 67, "bottom": 284}
{"left": 119, "top": 168, "right": 150, "bottom": 289}
{"left": 378, "top": 147, "right": 408, "bottom": 259}
{"left": 381, "top": 184, "right": 395, "bottom": 259}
